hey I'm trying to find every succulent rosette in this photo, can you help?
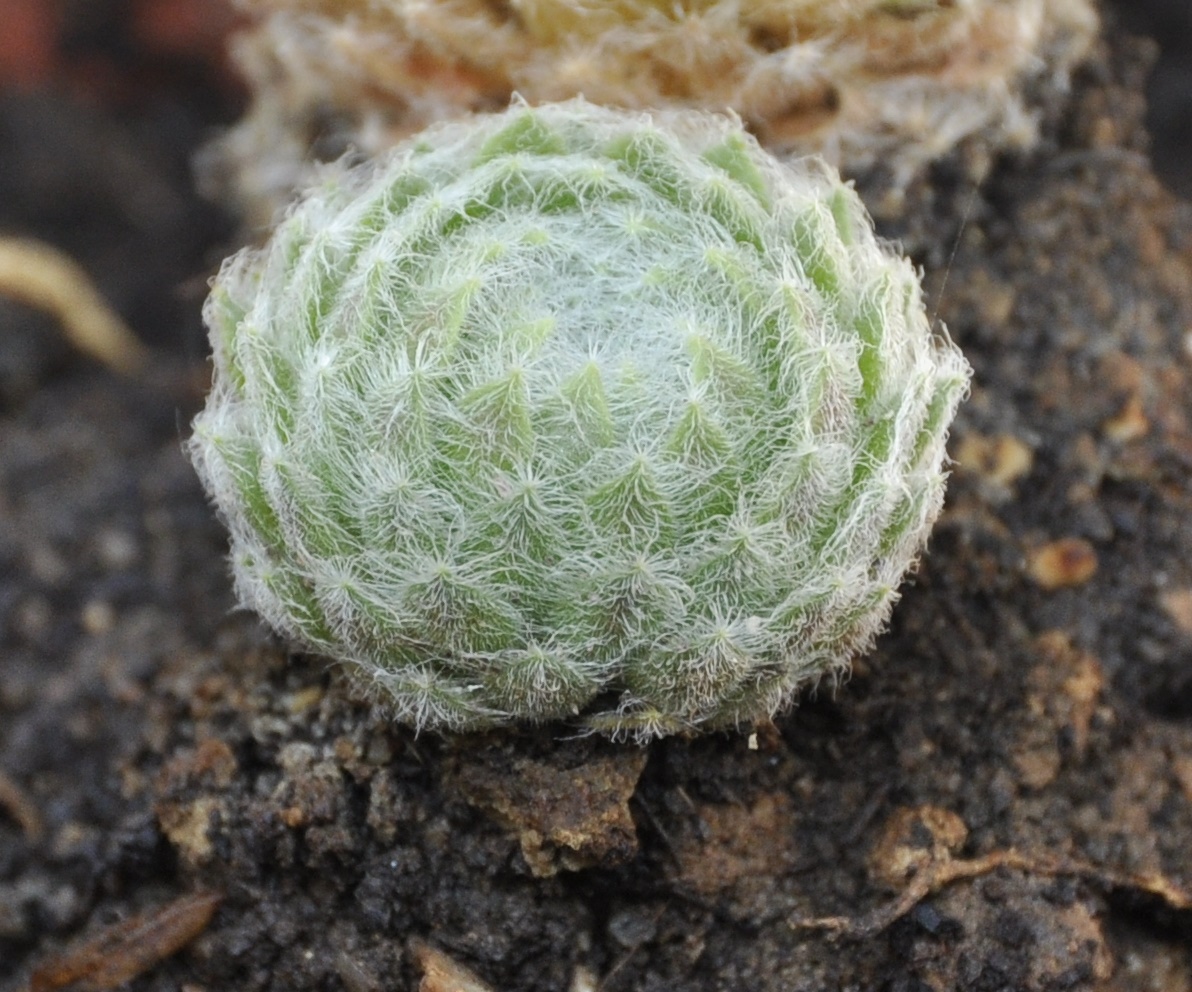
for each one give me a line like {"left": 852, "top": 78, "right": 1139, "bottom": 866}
{"left": 213, "top": 0, "right": 1098, "bottom": 224}
{"left": 190, "top": 99, "right": 970, "bottom": 739}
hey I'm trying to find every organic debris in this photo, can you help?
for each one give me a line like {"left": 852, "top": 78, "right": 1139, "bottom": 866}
{"left": 27, "top": 891, "right": 222, "bottom": 992}
{"left": 0, "top": 237, "right": 147, "bottom": 374}
{"left": 792, "top": 805, "right": 1192, "bottom": 940}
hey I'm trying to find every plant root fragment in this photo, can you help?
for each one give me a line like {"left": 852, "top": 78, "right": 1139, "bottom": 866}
{"left": 0, "top": 236, "right": 148, "bottom": 375}
{"left": 791, "top": 848, "right": 1192, "bottom": 940}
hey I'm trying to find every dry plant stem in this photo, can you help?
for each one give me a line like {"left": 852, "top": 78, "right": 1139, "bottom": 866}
{"left": 0, "top": 236, "right": 148, "bottom": 375}
{"left": 791, "top": 849, "right": 1192, "bottom": 940}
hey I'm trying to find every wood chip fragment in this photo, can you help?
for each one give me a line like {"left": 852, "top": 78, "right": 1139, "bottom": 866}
{"left": 956, "top": 432, "right": 1034, "bottom": 489}
{"left": 29, "top": 890, "right": 222, "bottom": 992}
{"left": 410, "top": 940, "right": 496, "bottom": 992}
{"left": 1027, "top": 537, "right": 1098, "bottom": 589}
{"left": 0, "top": 236, "right": 148, "bottom": 375}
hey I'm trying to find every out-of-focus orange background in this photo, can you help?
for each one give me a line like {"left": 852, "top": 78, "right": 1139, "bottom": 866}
{"left": 1, "top": 0, "right": 1187, "bottom": 196}
{"left": 0, "top": 0, "right": 242, "bottom": 102}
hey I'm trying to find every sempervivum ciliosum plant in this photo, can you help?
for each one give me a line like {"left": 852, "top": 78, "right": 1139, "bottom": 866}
{"left": 209, "top": 0, "right": 1096, "bottom": 224}
{"left": 190, "top": 99, "right": 971, "bottom": 741}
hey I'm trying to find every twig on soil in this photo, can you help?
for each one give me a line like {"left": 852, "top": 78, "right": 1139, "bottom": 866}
{"left": 790, "top": 847, "right": 1192, "bottom": 940}
{"left": 0, "top": 236, "right": 149, "bottom": 375}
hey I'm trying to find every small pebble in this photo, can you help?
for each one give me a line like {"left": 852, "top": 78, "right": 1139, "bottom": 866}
{"left": 607, "top": 906, "right": 658, "bottom": 948}
{"left": 1160, "top": 588, "right": 1192, "bottom": 635}
{"left": 81, "top": 599, "right": 115, "bottom": 635}
{"left": 1027, "top": 538, "right": 1098, "bottom": 590}
{"left": 1102, "top": 394, "right": 1148, "bottom": 443}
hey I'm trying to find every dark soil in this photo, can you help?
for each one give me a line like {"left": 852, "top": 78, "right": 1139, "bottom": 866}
{"left": 3, "top": 4, "right": 1192, "bottom": 990}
